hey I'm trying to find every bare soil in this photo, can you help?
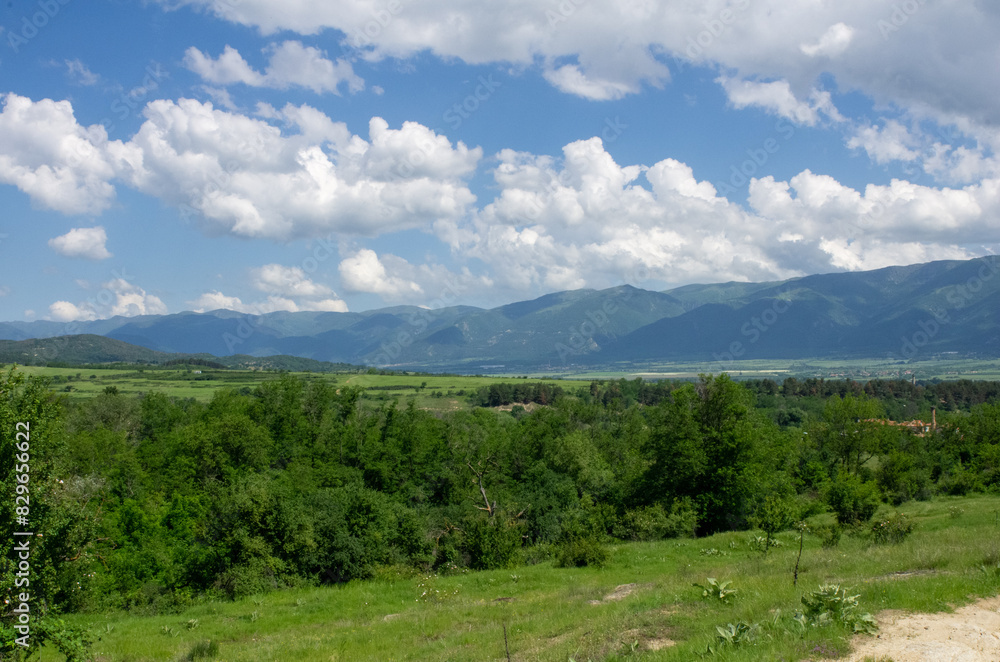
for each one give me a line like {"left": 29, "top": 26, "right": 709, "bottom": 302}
{"left": 846, "top": 595, "right": 1000, "bottom": 662}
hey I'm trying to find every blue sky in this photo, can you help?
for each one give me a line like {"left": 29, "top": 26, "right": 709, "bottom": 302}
{"left": 1, "top": 0, "right": 999, "bottom": 322}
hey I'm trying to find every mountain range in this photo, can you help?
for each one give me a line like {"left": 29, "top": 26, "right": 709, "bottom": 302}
{"left": 3, "top": 257, "right": 999, "bottom": 371}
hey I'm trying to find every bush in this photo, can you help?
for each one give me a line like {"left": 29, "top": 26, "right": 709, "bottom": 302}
{"left": 555, "top": 535, "right": 609, "bottom": 568}
{"left": 615, "top": 504, "right": 670, "bottom": 541}
{"left": 826, "top": 474, "right": 881, "bottom": 525}
{"left": 462, "top": 514, "right": 523, "bottom": 570}
{"left": 815, "top": 523, "right": 842, "bottom": 548}
{"left": 616, "top": 499, "right": 697, "bottom": 540}
{"left": 871, "top": 512, "right": 914, "bottom": 544}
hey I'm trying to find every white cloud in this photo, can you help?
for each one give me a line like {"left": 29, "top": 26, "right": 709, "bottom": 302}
{"left": 184, "top": 41, "right": 363, "bottom": 94}
{"left": 848, "top": 121, "right": 920, "bottom": 164}
{"left": 339, "top": 249, "right": 423, "bottom": 299}
{"left": 48, "top": 278, "right": 166, "bottom": 321}
{"left": 122, "top": 99, "right": 480, "bottom": 239}
{"left": 188, "top": 290, "right": 348, "bottom": 313}
{"left": 48, "top": 226, "right": 112, "bottom": 260}
{"left": 0, "top": 93, "right": 124, "bottom": 214}
{"left": 800, "top": 23, "right": 854, "bottom": 58}
{"left": 542, "top": 64, "right": 635, "bottom": 101}
{"left": 65, "top": 59, "right": 99, "bottom": 85}
{"left": 252, "top": 263, "right": 333, "bottom": 297}
{"left": 49, "top": 300, "right": 96, "bottom": 322}
{"left": 154, "top": 0, "right": 1000, "bottom": 164}
{"left": 717, "top": 77, "right": 842, "bottom": 126}
{"left": 435, "top": 138, "right": 1000, "bottom": 297}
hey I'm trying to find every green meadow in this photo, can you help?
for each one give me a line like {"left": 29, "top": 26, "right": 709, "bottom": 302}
{"left": 37, "top": 495, "right": 1000, "bottom": 661}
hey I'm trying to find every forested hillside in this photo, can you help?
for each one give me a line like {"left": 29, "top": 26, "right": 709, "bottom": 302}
{"left": 2, "top": 368, "right": 1000, "bottom": 655}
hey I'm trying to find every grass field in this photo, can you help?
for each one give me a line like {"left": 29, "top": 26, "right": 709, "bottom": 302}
{"left": 555, "top": 357, "right": 1000, "bottom": 382}
{"left": 6, "top": 365, "right": 580, "bottom": 411}
{"left": 37, "top": 495, "right": 1000, "bottom": 661}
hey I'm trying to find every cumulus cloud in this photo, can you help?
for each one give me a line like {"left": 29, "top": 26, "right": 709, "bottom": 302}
{"left": 155, "top": 0, "right": 1000, "bottom": 135}
{"left": 339, "top": 249, "right": 424, "bottom": 299}
{"left": 0, "top": 94, "right": 481, "bottom": 241}
{"left": 800, "top": 22, "right": 854, "bottom": 58}
{"left": 188, "top": 290, "right": 348, "bottom": 313}
{"left": 848, "top": 120, "right": 921, "bottom": 164}
{"left": 338, "top": 248, "right": 493, "bottom": 305}
{"left": 0, "top": 93, "right": 125, "bottom": 214}
{"left": 434, "top": 138, "right": 1000, "bottom": 297}
{"left": 122, "top": 99, "right": 480, "bottom": 239}
{"left": 718, "top": 77, "right": 842, "bottom": 126}
{"left": 48, "top": 278, "right": 167, "bottom": 321}
{"left": 252, "top": 263, "right": 333, "bottom": 297}
{"left": 48, "top": 226, "right": 112, "bottom": 260}
{"left": 184, "top": 41, "right": 363, "bottom": 94}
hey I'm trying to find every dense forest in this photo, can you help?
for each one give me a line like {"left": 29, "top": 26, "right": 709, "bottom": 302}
{"left": 2, "top": 368, "right": 1000, "bottom": 655}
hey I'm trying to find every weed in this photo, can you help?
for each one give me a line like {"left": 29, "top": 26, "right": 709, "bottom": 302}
{"left": 694, "top": 578, "right": 737, "bottom": 604}
{"left": 185, "top": 639, "right": 219, "bottom": 660}
{"left": 798, "top": 584, "right": 878, "bottom": 634}
{"left": 871, "top": 512, "right": 914, "bottom": 544}
{"left": 707, "top": 621, "right": 760, "bottom": 654}
{"left": 747, "top": 535, "right": 783, "bottom": 553}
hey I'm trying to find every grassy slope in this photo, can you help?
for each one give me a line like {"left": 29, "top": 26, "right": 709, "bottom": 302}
{"left": 41, "top": 496, "right": 1000, "bottom": 661}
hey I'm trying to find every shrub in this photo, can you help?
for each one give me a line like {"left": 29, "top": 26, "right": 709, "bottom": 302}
{"left": 555, "top": 535, "right": 609, "bottom": 568}
{"left": 815, "top": 523, "right": 842, "bottom": 548}
{"left": 750, "top": 495, "right": 794, "bottom": 555}
{"left": 462, "top": 515, "right": 524, "bottom": 570}
{"left": 663, "top": 498, "right": 699, "bottom": 538}
{"left": 871, "top": 512, "right": 914, "bottom": 544}
{"left": 826, "top": 474, "right": 881, "bottom": 525}
{"left": 614, "top": 504, "right": 671, "bottom": 541}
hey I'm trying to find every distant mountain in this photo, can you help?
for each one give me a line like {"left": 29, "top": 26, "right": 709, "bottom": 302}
{"left": 3, "top": 257, "right": 999, "bottom": 371}
{"left": 0, "top": 334, "right": 364, "bottom": 372}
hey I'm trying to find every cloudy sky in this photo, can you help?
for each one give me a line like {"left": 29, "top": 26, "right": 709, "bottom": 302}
{"left": 1, "top": 0, "right": 999, "bottom": 322}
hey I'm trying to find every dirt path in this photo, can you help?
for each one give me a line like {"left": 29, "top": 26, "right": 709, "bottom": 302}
{"left": 846, "top": 595, "right": 1000, "bottom": 662}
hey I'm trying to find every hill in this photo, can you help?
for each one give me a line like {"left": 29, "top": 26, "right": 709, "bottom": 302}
{"left": 2, "top": 256, "right": 998, "bottom": 370}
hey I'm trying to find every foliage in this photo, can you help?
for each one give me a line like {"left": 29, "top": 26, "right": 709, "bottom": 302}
{"left": 462, "top": 514, "right": 524, "bottom": 570}
{"left": 826, "top": 473, "right": 881, "bottom": 525}
{"left": 694, "top": 577, "right": 737, "bottom": 604}
{"left": 706, "top": 621, "right": 759, "bottom": 654}
{"left": 554, "top": 535, "right": 609, "bottom": 568}
{"left": 750, "top": 494, "right": 795, "bottom": 555}
{"left": 798, "top": 584, "right": 878, "bottom": 634}
{"left": 871, "top": 511, "right": 914, "bottom": 544}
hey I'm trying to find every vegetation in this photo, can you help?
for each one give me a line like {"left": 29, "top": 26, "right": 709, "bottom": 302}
{"left": 2, "top": 365, "right": 1000, "bottom": 659}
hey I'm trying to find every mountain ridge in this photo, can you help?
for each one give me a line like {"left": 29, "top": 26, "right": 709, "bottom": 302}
{"left": 3, "top": 257, "right": 998, "bottom": 371}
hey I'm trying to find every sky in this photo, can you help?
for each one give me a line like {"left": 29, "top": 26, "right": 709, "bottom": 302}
{"left": 1, "top": 0, "right": 999, "bottom": 323}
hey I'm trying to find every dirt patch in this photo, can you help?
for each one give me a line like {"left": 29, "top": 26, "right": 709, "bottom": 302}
{"left": 645, "top": 637, "right": 676, "bottom": 651}
{"left": 847, "top": 595, "right": 1000, "bottom": 662}
{"left": 604, "top": 583, "right": 638, "bottom": 601}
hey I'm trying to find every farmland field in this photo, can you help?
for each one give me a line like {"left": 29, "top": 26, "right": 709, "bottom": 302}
{"left": 6, "top": 364, "right": 581, "bottom": 411}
